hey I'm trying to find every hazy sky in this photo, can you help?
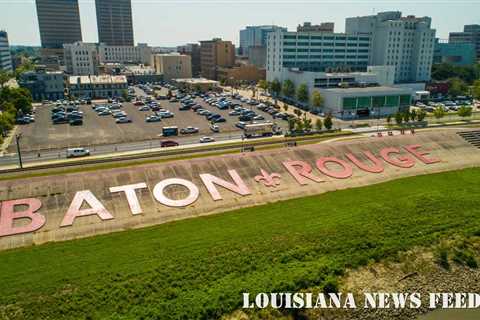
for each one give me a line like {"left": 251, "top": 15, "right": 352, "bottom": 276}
{"left": 0, "top": 0, "right": 479, "bottom": 47}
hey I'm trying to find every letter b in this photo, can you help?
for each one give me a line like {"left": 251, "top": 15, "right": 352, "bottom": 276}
{"left": 0, "top": 198, "right": 46, "bottom": 237}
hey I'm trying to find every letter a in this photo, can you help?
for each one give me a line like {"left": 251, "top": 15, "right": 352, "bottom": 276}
{"left": 61, "top": 190, "right": 113, "bottom": 227}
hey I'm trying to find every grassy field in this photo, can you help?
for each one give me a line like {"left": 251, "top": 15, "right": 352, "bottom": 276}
{"left": 1, "top": 167, "right": 480, "bottom": 319}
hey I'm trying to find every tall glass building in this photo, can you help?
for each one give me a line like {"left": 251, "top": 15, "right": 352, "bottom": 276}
{"left": 95, "top": 0, "right": 134, "bottom": 46}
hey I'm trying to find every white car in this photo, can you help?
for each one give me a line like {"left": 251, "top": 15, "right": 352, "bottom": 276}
{"left": 210, "top": 124, "right": 220, "bottom": 133}
{"left": 67, "top": 147, "right": 90, "bottom": 158}
{"left": 199, "top": 136, "right": 215, "bottom": 143}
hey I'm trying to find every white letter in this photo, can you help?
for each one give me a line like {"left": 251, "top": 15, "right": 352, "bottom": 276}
{"left": 109, "top": 183, "right": 147, "bottom": 215}
{"left": 61, "top": 190, "right": 113, "bottom": 226}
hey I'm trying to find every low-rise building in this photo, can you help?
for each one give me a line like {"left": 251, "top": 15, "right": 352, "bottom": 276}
{"left": 218, "top": 64, "right": 266, "bottom": 83}
{"left": 172, "top": 78, "right": 219, "bottom": 92}
{"left": 151, "top": 53, "right": 192, "bottom": 81}
{"left": 319, "top": 86, "right": 412, "bottom": 118}
{"left": 98, "top": 43, "right": 152, "bottom": 65}
{"left": 123, "top": 65, "right": 163, "bottom": 84}
{"left": 200, "top": 39, "right": 235, "bottom": 80}
{"left": 18, "top": 66, "right": 66, "bottom": 101}
{"left": 68, "top": 75, "right": 127, "bottom": 99}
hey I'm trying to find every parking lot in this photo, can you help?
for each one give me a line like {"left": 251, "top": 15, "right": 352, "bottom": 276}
{"left": 10, "top": 87, "right": 288, "bottom": 153}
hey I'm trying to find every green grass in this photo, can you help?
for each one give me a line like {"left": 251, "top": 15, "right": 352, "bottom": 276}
{"left": 1, "top": 167, "right": 480, "bottom": 319}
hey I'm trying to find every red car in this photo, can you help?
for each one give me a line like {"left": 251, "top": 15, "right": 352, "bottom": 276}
{"left": 133, "top": 101, "right": 145, "bottom": 106}
{"left": 160, "top": 140, "right": 179, "bottom": 148}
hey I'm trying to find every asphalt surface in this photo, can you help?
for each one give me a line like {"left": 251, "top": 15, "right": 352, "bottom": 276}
{"left": 1, "top": 87, "right": 288, "bottom": 166}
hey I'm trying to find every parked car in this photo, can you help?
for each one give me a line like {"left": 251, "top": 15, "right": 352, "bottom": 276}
{"left": 180, "top": 126, "right": 199, "bottom": 134}
{"left": 210, "top": 124, "right": 220, "bottom": 133}
{"left": 116, "top": 117, "right": 132, "bottom": 124}
{"left": 69, "top": 118, "right": 83, "bottom": 126}
{"left": 145, "top": 115, "right": 162, "bottom": 122}
{"left": 212, "top": 117, "right": 226, "bottom": 123}
{"left": 199, "top": 136, "right": 215, "bottom": 143}
{"left": 67, "top": 147, "right": 90, "bottom": 158}
{"left": 138, "top": 106, "right": 150, "bottom": 111}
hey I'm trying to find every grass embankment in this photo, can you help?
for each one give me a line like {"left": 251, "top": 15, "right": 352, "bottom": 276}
{"left": 1, "top": 168, "right": 480, "bottom": 319}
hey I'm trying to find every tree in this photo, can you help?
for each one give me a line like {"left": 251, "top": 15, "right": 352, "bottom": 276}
{"left": 432, "top": 63, "right": 480, "bottom": 85}
{"left": 282, "top": 79, "right": 295, "bottom": 99}
{"left": 121, "top": 89, "right": 130, "bottom": 102}
{"left": 269, "top": 79, "right": 281, "bottom": 97}
{"left": 410, "top": 109, "right": 417, "bottom": 122}
{"left": 296, "top": 83, "right": 309, "bottom": 106}
{"left": 386, "top": 115, "right": 392, "bottom": 125}
{"left": 395, "top": 112, "right": 403, "bottom": 125}
{"left": 258, "top": 80, "right": 268, "bottom": 92}
{"left": 311, "top": 90, "right": 324, "bottom": 111}
{"left": 448, "top": 77, "right": 468, "bottom": 97}
{"left": 324, "top": 114, "right": 333, "bottom": 130}
{"left": 458, "top": 106, "right": 473, "bottom": 119}
{"left": 433, "top": 107, "right": 446, "bottom": 119}
{"left": 402, "top": 111, "right": 410, "bottom": 123}
{"left": 287, "top": 118, "right": 295, "bottom": 132}
{"left": 315, "top": 118, "right": 323, "bottom": 131}
{"left": 283, "top": 103, "right": 288, "bottom": 112}
{"left": 0, "top": 70, "right": 12, "bottom": 88}
{"left": 472, "top": 80, "right": 480, "bottom": 100}
{"left": 294, "top": 118, "right": 304, "bottom": 132}
{"left": 416, "top": 109, "right": 427, "bottom": 122}
{"left": 302, "top": 115, "right": 312, "bottom": 132}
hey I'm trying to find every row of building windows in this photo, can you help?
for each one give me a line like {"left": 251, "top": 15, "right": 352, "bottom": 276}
{"left": 284, "top": 35, "right": 370, "bottom": 41}
{"left": 283, "top": 41, "right": 370, "bottom": 47}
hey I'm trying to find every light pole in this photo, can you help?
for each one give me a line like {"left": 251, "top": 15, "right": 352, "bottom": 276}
{"left": 15, "top": 133, "right": 23, "bottom": 169}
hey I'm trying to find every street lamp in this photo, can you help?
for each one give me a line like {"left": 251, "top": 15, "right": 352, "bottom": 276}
{"left": 15, "top": 133, "right": 23, "bottom": 169}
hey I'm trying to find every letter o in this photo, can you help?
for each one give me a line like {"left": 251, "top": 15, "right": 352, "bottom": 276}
{"left": 316, "top": 157, "right": 353, "bottom": 179}
{"left": 153, "top": 178, "right": 200, "bottom": 207}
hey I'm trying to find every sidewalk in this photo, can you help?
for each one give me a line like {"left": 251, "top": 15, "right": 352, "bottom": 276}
{"left": 0, "top": 126, "right": 17, "bottom": 157}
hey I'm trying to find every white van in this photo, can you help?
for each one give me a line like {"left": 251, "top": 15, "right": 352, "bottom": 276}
{"left": 67, "top": 148, "right": 90, "bottom": 158}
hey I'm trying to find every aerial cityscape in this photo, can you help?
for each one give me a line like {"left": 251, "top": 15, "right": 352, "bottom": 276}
{"left": 0, "top": 0, "right": 480, "bottom": 319}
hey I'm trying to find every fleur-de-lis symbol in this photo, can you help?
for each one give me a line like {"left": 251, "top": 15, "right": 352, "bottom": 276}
{"left": 254, "top": 169, "right": 282, "bottom": 187}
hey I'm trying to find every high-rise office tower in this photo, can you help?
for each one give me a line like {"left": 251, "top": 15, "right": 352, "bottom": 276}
{"left": 0, "top": 31, "right": 13, "bottom": 72}
{"left": 449, "top": 24, "right": 480, "bottom": 60}
{"left": 35, "top": 0, "right": 83, "bottom": 49}
{"left": 95, "top": 0, "right": 134, "bottom": 46}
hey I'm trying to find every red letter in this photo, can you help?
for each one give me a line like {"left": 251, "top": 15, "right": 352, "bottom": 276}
{"left": 404, "top": 145, "right": 441, "bottom": 164}
{"left": 282, "top": 160, "right": 323, "bottom": 185}
{"left": 109, "top": 183, "right": 147, "bottom": 215}
{"left": 199, "top": 169, "right": 250, "bottom": 201}
{"left": 61, "top": 190, "right": 113, "bottom": 227}
{"left": 316, "top": 157, "right": 353, "bottom": 179}
{"left": 345, "top": 151, "right": 384, "bottom": 173}
{"left": 0, "top": 198, "right": 45, "bottom": 237}
{"left": 380, "top": 147, "right": 415, "bottom": 168}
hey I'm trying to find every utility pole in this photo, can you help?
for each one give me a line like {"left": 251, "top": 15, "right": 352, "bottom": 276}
{"left": 15, "top": 133, "right": 23, "bottom": 169}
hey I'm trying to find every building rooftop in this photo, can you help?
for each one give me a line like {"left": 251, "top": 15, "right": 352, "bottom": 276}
{"left": 69, "top": 75, "right": 127, "bottom": 85}
{"left": 320, "top": 86, "right": 412, "bottom": 94}
{"left": 173, "top": 78, "right": 219, "bottom": 85}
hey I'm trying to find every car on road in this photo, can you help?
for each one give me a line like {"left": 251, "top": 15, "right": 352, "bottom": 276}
{"left": 210, "top": 124, "right": 220, "bottom": 133}
{"left": 199, "top": 136, "right": 215, "bottom": 143}
{"left": 67, "top": 147, "right": 90, "bottom": 158}
{"left": 160, "top": 140, "right": 179, "bottom": 148}
{"left": 180, "top": 126, "right": 199, "bottom": 134}
{"left": 145, "top": 115, "right": 162, "bottom": 122}
{"left": 116, "top": 117, "right": 132, "bottom": 124}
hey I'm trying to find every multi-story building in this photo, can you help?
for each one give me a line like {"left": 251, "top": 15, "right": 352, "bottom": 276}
{"left": 433, "top": 39, "right": 476, "bottom": 66}
{"left": 200, "top": 39, "right": 235, "bottom": 80}
{"left": 248, "top": 46, "right": 267, "bottom": 68}
{"left": 239, "top": 25, "right": 287, "bottom": 56}
{"left": 266, "top": 29, "right": 371, "bottom": 82}
{"left": 449, "top": 24, "right": 480, "bottom": 60}
{"left": 18, "top": 66, "right": 65, "bottom": 101}
{"left": 95, "top": 0, "right": 134, "bottom": 46}
{"left": 346, "top": 11, "right": 436, "bottom": 83}
{"left": 177, "top": 44, "right": 201, "bottom": 77}
{"left": 0, "top": 31, "right": 13, "bottom": 72}
{"left": 35, "top": 0, "right": 83, "bottom": 49}
{"left": 98, "top": 43, "right": 152, "bottom": 65}
{"left": 297, "top": 22, "right": 335, "bottom": 33}
{"left": 151, "top": 54, "right": 192, "bottom": 80}
{"left": 68, "top": 75, "right": 128, "bottom": 99}
{"left": 64, "top": 42, "right": 99, "bottom": 75}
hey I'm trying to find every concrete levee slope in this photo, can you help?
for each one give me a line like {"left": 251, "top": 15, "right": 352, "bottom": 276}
{"left": 0, "top": 129, "right": 479, "bottom": 250}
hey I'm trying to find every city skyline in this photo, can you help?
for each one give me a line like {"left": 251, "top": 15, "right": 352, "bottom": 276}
{"left": 0, "top": 1, "right": 479, "bottom": 47}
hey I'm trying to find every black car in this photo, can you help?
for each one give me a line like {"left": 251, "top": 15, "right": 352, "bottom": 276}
{"left": 179, "top": 105, "right": 191, "bottom": 111}
{"left": 207, "top": 113, "right": 221, "bottom": 121}
{"left": 212, "top": 117, "right": 226, "bottom": 123}
{"left": 69, "top": 118, "right": 83, "bottom": 126}
{"left": 53, "top": 117, "right": 69, "bottom": 124}
{"left": 239, "top": 115, "right": 253, "bottom": 122}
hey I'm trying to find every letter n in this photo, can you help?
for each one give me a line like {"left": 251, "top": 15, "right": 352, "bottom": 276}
{"left": 200, "top": 169, "right": 251, "bottom": 201}
{"left": 0, "top": 198, "right": 46, "bottom": 237}
{"left": 61, "top": 190, "right": 113, "bottom": 227}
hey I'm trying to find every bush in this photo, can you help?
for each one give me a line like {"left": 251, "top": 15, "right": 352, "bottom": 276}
{"left": 453, "top": 248, "right": 478, "bottom": 268}
{"left": 435, "top": 247, "right": 450, "bottom": 270}
{"left": 322, "top": 276, "right": 339, "bottom": 294}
